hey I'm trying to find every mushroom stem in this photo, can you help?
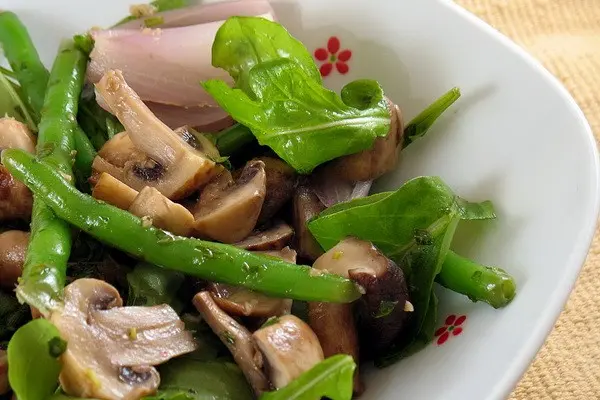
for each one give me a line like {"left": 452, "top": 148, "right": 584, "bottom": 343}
{"left": 193, "top": 291, "right": 271, "bottom": 396}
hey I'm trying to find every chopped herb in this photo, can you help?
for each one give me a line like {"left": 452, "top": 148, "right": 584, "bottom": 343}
{"left": 48, "top": 336, "right": 67, "bottom": 357}
{"left": 128, "top": 327, "right": 138, "bottom": 341}
{"left": 374, "top": 301, "right": 398, "bottom": 319}
{"left": 260, "top": 316, "right": 280, "bottom": 329}
{"left": 144, "top": 16, "right": 165, "bottom": 28}
{"left": 222, "top": 331, "right": 236, "bottom": 345}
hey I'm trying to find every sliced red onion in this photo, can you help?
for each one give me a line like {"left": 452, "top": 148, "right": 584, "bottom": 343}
{"left": 95, "top": 88, "right": 234, "bottom": 133}
{"left": 146, "top": 102, "right": 235, "bottom": 133}
{"left": 312, "top": 173, "right": 373, "bottom": 208}
{"left": 88, "top": 12, "right": 275, "bottom": 108}
{"left": 117, "top": 0, "right": 275, "bottom": 30}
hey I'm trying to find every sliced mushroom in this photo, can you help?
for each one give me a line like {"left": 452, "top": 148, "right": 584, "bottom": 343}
{"left": 208, "top": 247, "right": 296, "bottom": 318}
{"left": 92, "top": 172, "right": 139, "bottom": 210}
{"left": 0, "top": 165, "right": 33, "bottom": 221}
{"left": 0, "top": 117, "right": 36, "bottom": 153}
{"left": 326, "top": 100, "right": 403, "bottom": 181}
{"left": 0, "top": 119, "right": 36, "bottom": 222}
{"left": 253, "top": 315, "right": 324, "bottom": 389}
{"left": 309, "top": 238, "right": 365, "bottom": 394}
{"left": 94, "top": 70, "right": 221, "bottom": 200}
{"left": 0, "top": 350, "right": 8, "bottom": 395}
{"left": 193, "top": 291, "right": 271, "bottom": 396}
{"left": 193, "top": 160, "right": 266, "bottom": 243}
{"left": 292, "top": 185, "right": 325, "bottom": 261}
{"left": 0, "top": 230, "right": 29, "bottom": 289}
{"left": 51, "top": 279, "right": 197, "bottom": 400}
{"left": 128, "top": 186, "right": 195, "bottom": 236}
{"left": 255, "top": 157, "right": 297, "bottom": 224}
{"left": 316, "top": 237, "right": 410, "bottom": 356}
{"left": 235, "top": 221, "right": 293, "bottom": 251}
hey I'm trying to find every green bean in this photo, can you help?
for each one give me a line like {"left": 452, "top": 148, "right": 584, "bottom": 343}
{"left": 3, "top": 148, "right": 362, "bottom": 304}
{"left": 436, "top": 250, "right": 516, "bottom": 309}
{"left": 0, "top": 11, "right": 49, "bottom": 120}
{"left": 73, "top": 125, "right": 97, "bottom": 191}
{"left": 17, "top": 41, "right": 87, "bottom": 316}
{"left": 215, "top": 123, "right": 256, "bottom": 156}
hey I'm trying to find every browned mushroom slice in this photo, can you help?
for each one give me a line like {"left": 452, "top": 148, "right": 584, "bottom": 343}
{"left": 235, "top": 221, "right": 294, "bottom": 251}
{"left": 0, "top": 350, "right": 7, "bottom": 396}
{"left": 0, "top": 165, "right": 33, "bottom": 221}
{"left": 0, "top": 118, "right": 36, "bottom": 152}
{"left": 292, "top": 185, "right": 325, "bottom": 261}
{"left": 316, "top": 237, "right": 410, "bottom": 356}
{"left": 309, "top": 237, "right": 367, "bottom": 394}
{"left": 193, "top": 160, "right": 266, "bottom": 243}
{"left": 326, "top": 100, "right": 403, "bottom": 181}
{"left": 0, "top": 230, "right": 28, "bottom": 289}
{"left": 255, "top": 157, "right": 297, "bottom": 224}
{"left": 0, "top": 119, "right": 36, "bottom": 222}
{"left": 94, "top": 70, "right": 221, "bottom": 200}
{"left": 92, "top": 172, "right": 139, "bottom": 210}
{"left": 128, "top": 186, "right": 195, "bottom": 236}
{"left": 51, "top": 279, "right": 197, "bottom": 400}
{"left": 193, "top": 291, "right": 271, "bottom": 396}
{"left": 208, "top": 247, "right": 296, "bottom": 318}
{"left": 253, "top": 315, "right": 324, "bottom": 389}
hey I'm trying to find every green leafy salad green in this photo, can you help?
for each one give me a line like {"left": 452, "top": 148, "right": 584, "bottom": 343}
{"left": 0, "top": 2, "right": 516, "bottom": 400}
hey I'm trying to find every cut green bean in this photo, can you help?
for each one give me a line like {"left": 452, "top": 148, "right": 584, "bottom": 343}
{"left": 17, "top": 40, "right": 87, "bottom": 316}
{"left": 403, "top": 87, "right": 461, "bottom": 148}
{"left": 436, "top": 250, "right": 516, "bottom": 309}
{"left": 3, "top": 148, "right": 362, "bottom": 304}
{"left": 215, "top": 123, "right": 256, "bottom": 156}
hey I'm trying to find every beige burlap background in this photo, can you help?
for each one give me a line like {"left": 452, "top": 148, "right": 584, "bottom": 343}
{"left": 454, "top": 0, "right": 600, "bottom": 398}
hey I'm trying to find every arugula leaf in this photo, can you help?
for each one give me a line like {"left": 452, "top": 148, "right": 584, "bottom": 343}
{"left": 260, "top": 355, "right": 356, "bottom": 400}
{"left": 403, "top": 87, "right": 461, "bottom": 148}
{"left": 8, "top": 319, "right": 63, "bottom": 400}
{"left": 204, "top": 59, "right": 390, "bottom": 173}
{"left": 308, "top": 177, "right": 492, "bottom": 363}
{"left": 127, "top": 262, "right": 185, "bottom": 312}
{"left": 211, "top": 17, "right": 321, "bottom": 90}
{"left": 145, "top": 359, "right": 254, "bottom": 400}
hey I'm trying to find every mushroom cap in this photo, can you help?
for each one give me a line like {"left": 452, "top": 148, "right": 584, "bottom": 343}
{"left": 193, "top": 291, "right": 271, "bottom": 396}
{"left": 291, "top": 185, "right": 325, "bottom": 261}
{"left": 0, "top": 165, "right": 32, "bottom": 221}
{"left": 0, "top": 117, "right": 36, "bottom": 153}
{"left": 52, "top": 279, "right": 197, "bottom": 400}
{"left": 92, "top": 172, "right": 139, "bottom": 210}
{"left": 128, "top": 186, "right": 195, "bottom": 236}
{"left": 315, "top": 237, "right": 410, "bottom": 356}
{"left": 253, "top": 315, "right": 324, "bottom": 389}
{"left": 193, "top": 160, "right": 267, "bottom": 243}
{"left": 0, "top": 230, "right": 28, "bottom": 289}
{"left": 234, "top": 221, "right": 294, "bottom": 251}
{"left": 325, "top": 100, "right": 403, "bottom": 182}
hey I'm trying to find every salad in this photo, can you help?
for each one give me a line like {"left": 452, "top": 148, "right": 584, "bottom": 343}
{"left": 0, "top": 1, "right": 517, "bottom": 399}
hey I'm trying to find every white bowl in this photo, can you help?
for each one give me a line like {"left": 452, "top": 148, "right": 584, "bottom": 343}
{"left": 5, "top": 0, "right": 599, "bottom": 399}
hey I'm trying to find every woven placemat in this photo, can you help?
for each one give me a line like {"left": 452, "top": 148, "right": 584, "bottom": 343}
{"left": 455, "top": 0, "right": 600, "bottom": 398}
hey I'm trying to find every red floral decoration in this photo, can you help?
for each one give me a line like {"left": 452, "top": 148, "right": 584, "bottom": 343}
{"left": 314, "top": 37, "right": 352, "bottom": 77}
{"left": 435, "top": 314, "right": 466, "bottom": 346}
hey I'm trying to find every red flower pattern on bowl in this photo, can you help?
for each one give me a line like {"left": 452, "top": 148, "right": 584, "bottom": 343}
{"left": 435, "top": 314, "right": 466, "bottom": 346}
{"left": 314, "top": 36, "right": 352, "bottom": 77}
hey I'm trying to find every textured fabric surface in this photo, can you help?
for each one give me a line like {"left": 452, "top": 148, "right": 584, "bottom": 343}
{"left": 455, "top": 1, "right": 600, "bottom": 398}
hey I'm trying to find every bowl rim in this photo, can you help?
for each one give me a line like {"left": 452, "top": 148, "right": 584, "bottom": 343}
{"left": 442, "top": 1, "right": 600, "bottom": 398}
